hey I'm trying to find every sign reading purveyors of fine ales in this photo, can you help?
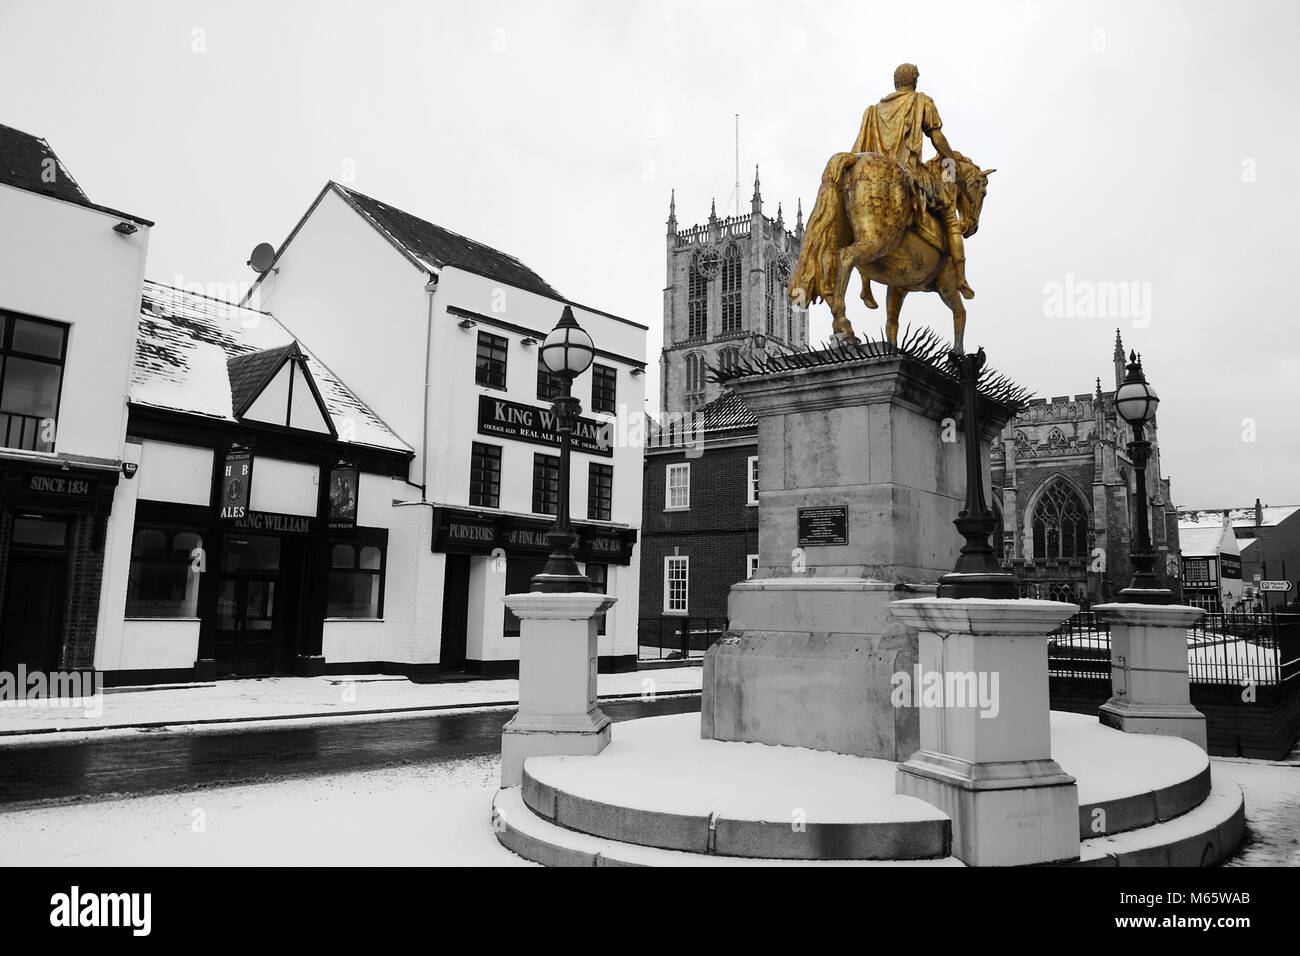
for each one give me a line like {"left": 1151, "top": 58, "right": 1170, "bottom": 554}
{"left": 477, "top": 395, "right": 612, "bottom": 456}
{"left": 798, "top": 506, "right": 849, "bottom": 546}
{"left": 219, "top": 445, "right": 253, "bottom": 520}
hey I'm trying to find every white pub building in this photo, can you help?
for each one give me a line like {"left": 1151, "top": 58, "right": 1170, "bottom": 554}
{"left": 243, "top": 182, "right": 647, "bottom": 676}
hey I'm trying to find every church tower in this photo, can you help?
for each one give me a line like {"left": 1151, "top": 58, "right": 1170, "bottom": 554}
{"left": 659, "top": 168, "right": 808, "bottom": 414}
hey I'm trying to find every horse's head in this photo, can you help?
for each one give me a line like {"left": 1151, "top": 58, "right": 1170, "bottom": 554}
{"left": 957, "top": 159, "right": 995, "bottom": 237}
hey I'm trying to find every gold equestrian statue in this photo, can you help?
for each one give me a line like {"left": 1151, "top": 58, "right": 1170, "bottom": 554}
{"left": 789, "top": 63, "right": 995, "bottom": 353}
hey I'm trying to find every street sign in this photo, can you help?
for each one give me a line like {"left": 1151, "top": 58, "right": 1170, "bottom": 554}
{"left": 1259, "top": 580, "right": 1293, "bottom": 592}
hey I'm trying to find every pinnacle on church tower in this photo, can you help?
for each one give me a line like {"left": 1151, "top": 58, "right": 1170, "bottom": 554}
{"left": 751, "top": 165, "right": 762, "bottom": 215}
{"left": 667, "top": 189, "right": 677, "bottom": 236}
{"left": 776, "top": 202, "right": 784, "bottom": 229}
{"left": 709, "top": 197, "right": 718, "bottom": 222}
{"left": 1113, "top": 329, "right": 1125, "bottom": 388}
{"left": 796, "top": 197, "right": 804, "bottom": 239}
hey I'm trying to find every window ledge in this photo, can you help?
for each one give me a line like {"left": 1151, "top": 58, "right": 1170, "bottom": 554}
{"left": 124, "top": 616, "right": 200, "bottom": 622}
{"left": 324, "top": 617, "right": 385, "bottom": 623}
{"left": 663, "top": 506, "right": 691, "bottom": 512}
{"left": 661, "top": 610, "right": 689, "bottom": 617}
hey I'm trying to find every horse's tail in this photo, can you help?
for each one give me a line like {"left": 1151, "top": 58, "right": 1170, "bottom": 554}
{"left": 839, "top": 153, "right": 913, "bottom": 265}
{"left": 788, "top": 152, "right": 857, "bottom": 308}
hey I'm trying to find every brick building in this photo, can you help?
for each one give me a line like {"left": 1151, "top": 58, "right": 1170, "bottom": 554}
{"left": 1178, "top": 501, "right": 1300, "bottom": 611}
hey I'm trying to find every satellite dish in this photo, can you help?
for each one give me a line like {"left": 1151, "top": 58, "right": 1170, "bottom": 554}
{"left": 248, "top": 242, "right": 277, "bottom": 274}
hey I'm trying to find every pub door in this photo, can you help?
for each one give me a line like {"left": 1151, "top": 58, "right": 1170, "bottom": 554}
{"left": 214, "top": 533, "right": 287, "bottom": 678}
{"left": 0, "top": 530, "right": 69, "bottom": 673}
{"left": 439, "top": 554, "right": 471, "bottom": 672}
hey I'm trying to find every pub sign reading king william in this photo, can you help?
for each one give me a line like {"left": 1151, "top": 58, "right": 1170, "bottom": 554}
{"left": 219, "top": 445, "right": 253, "bottom": 520}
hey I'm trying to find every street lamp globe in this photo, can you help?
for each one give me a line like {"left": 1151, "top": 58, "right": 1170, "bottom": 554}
{"left": 1114, "top": 352, "right": 1159, "bottom": 425}
{"left": 540, "top": 306, "right": 595, "bottom": 379}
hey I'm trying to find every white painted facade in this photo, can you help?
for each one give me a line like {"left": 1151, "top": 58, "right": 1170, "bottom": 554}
{"left": 249, "top": 184, "right": 647, "bottom": 671}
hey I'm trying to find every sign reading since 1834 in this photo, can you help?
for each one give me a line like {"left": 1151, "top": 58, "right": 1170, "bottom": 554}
{"left": 798, "top": 506, "right": 849, "bottom": 546}
{"left": 477, "top": 395, "right": 612, "bottom": 457}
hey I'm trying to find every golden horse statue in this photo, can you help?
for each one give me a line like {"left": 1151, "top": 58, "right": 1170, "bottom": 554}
{"left": 788, "top": 150, "right": 994, "bottom": 353}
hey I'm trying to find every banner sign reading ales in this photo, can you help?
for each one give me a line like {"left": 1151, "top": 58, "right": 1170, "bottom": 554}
{"left": 477, "top": 395, "right": 612, "bottom": 457}
{"left": 219, "top": 445, "right": 253, "bottom": 520}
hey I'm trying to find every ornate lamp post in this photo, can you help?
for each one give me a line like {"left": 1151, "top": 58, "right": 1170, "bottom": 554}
{"left": 1114, "top": 351, "right": 1173, "bottom": 604}
{"left": 531, "top": 306, "right": 596, "bottom": 593}
{"left": 937, "top": 348, "right": 1020, "bottom": 599}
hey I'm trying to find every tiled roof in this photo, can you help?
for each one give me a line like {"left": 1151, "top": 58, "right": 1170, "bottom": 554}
{"left": 1177, "top": 505, "right": 1300, "bottom": 530}
{"left": 333, "top": 183, "right": 560, "bottom": 298}
{"left": 0, "top": 123, "right": 89, "bottom": 205}
{"left": 227, "top": 343, "right": 297, "bottom": 416}
{"left": 132, "top": 280, "right": 410, "bottom": 453}
{"left": 1177, "top": 525, "right": 1236, "bottom": 557}
{"left": 696, "top": 389, "right": 756, "bottom": 433}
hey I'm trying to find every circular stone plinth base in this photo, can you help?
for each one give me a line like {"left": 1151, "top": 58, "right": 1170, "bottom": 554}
{"left": 494, "top": 711, "right": 1245, "bottom": 866}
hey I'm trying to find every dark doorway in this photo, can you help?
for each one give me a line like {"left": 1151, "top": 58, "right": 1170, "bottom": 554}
{"left": 439, "top": 554, "right": 471, "bottom": 672}
{"left": 214, "top": 533, "right": 286, "bottom": 678}
{"left": 0, "top": 516, "right": 70, "bottom": 673}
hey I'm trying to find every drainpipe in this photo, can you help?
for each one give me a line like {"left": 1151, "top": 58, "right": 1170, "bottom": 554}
{"left": 418, "top": 273, "right": 440, "bottom": 502}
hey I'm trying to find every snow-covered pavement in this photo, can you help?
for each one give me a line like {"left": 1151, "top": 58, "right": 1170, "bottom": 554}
{"left": 0, "top": 752, "right": 1294, "bottom": 867}
{"left": 0, "top": 667, "right": 702, "bottom": 740}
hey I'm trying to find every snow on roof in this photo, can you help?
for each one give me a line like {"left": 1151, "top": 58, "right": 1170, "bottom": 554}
{"left": 1177, "top": 526, "right": 1234, "bottom": 557}
{"left": 1177, "top": 505, "right": 1300, "bottom": 529}
{"left": 133, "top": 280, "right": 410, "bottom": 454}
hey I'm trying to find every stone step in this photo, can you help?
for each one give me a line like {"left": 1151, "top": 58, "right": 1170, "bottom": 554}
{"left": 492, "top": 788, "right": 964, "bottom": 867}
{"left": 1077, "top": 771, "right": 1246, "bottom": 867}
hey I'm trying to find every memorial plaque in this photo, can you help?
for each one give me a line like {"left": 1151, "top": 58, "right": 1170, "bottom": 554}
{"left": 798, "top": 506, "right": 849, "bottom": 546}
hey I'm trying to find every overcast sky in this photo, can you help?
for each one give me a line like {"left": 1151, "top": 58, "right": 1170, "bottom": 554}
{"left": 2, "top": 0, "right": 1296, "bottom": 508}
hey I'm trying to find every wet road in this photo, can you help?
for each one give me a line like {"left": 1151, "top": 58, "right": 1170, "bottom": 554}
{"left": 0, "top": 694, "right": 701, "bottom": 808}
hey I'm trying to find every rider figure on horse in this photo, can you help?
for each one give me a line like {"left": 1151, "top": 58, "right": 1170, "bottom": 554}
{"left": 852, "top": 63, "right": 975, "bottom": 303}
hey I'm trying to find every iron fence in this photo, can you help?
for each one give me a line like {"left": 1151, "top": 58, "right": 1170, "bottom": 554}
{"left": 1048, "top": 610, "right": 1300, "bottom": 687}
{"left": 638, "top": 616, "right": 729, "bottom": 661}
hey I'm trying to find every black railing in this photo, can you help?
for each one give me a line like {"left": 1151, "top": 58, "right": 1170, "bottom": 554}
{"left": 638, "top": 616, "right": 728, "bottom": 661}
{"left": 1048, "top": 610, "right": 1300, "bottom": 687}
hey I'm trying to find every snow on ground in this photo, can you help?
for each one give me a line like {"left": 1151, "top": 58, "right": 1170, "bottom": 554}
{"left": 0, "top": 754, "right": 533, "bottom": 867}
{"left": 1051, "top": 712, "right": 1208, "bottom": 804}
{"left": 526, "top": 712, "right": 946, "bottom": 823}
{"left": 0, "top": 667, "right": 703, "bottom": 740}
{"left": 1216, "top": 760, "right": 1300, "bottom": 867}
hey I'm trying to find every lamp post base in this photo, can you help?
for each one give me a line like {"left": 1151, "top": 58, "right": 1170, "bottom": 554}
{"left": 1117, "top": 587, "right": 1176, "bottom": 605}
{"left": 936, "top": 572, "right": 1020, "bottom": 600}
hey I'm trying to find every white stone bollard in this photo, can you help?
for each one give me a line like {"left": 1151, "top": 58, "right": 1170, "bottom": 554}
{"left": 1093, "top": 603, "right": 1207, "bottom": 750}
{"left": 499, "top": 591, "right": 617, "bottom": 788}
{"left": 889, "top": 598, "right": 1080, "bottom": 867}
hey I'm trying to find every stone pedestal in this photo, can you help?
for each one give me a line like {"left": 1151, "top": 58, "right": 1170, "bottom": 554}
{"left": 500, "top": 591, "right": 617, "bottom": 787}
{"left": 702, "top": 349, "right": 1017, "bottom": 759}
{"left": 1094, "top": 602, "right": 1207, "bottom": 750}
{"left": 889, "top": 598, "right": 1080, "bottom": 867}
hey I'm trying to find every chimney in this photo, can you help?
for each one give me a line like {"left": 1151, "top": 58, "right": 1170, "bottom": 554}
{"left": 1256, "top": 498, "right": 1263, "bottom": 527}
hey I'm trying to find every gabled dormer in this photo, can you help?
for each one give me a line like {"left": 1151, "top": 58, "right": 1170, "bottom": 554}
{"left": 227, "top": 341, "right": 336, "bottom": 437}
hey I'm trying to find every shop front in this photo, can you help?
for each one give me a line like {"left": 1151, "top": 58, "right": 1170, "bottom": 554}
{"left": 432, "top": 506, "right": 637, "bottom": 675}
{"left": 0, "top": 461, "right": 118, "bottom": 674}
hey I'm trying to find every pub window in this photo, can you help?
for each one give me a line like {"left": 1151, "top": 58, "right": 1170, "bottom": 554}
{"left": 665, "top": 462, "right": 690, "bottom": 510}
{"left": 664, "top": 555, "right": 689, "bottom": 613}
{"left": 591, "top": 363, "right": 617, "bottom": 413}
{"left": 1183, "top": 558, "right": 1211, "bottom": 583}
{"left": 747, "top": 455, "right": 759, "bottom": 506}
{"left": 469, "top": 442, "right": 502, "bottom": 508}
{"left": 746, "top": 554, "right": 760, "bottom": 580}
{"left": 0, "top": 312, "right": 68, "bottom": 454}
{"left": 532, "top": 453, "right": 560, "bottom": 516}
{"left": 475, "top": 331, "right": 508, "bottom": 390}
{"left": 1031, "top": 478, "right": 1090, "bottom": 560}
{"left": 720, "top": 244, "right": 742, "bottom": 333}
{"left": 587, "top": 563, "right": 608, "bottom": 635}
{"left": 503, "top": 556, "right": 548, "bottom": 636}
{"left": 327, "top": 533, "right": 387, "bottom": 618}
{"left": 588, "top": 462, "right": 613, "bottom": 521}
{"left": 126, "top": 525, "right": 204, "bottom": 618}
{"left": 537, "top": 353, "right": 566, "bottom": 402}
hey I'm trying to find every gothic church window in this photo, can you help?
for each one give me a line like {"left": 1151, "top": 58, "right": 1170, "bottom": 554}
{"left": 685, "top": 352, "right": 705, "bottom": 395}
{"left": 718, "top": 347, "right": 740, "bottom": 372}
{"left": 1031, "top": 479, "right": 1090, "bottom": 560}
{"left": 721, "top": 244, "right": 742, "bottom": 334}
{"left": 687, "top": 254, "right": 708, "bottom": 340}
